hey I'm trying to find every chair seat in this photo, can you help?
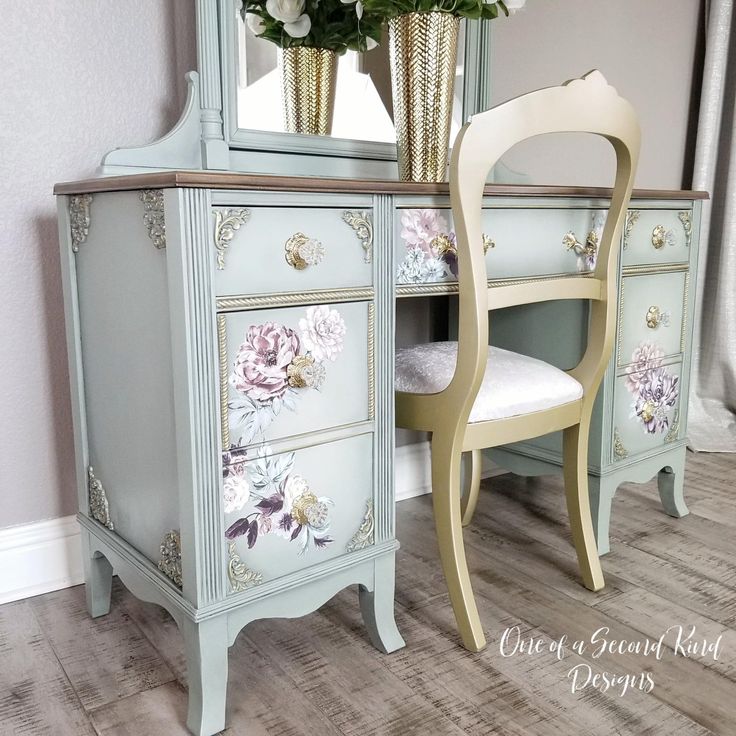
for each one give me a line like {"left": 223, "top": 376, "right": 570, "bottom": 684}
{"left": 395, "top": 342, "right": 584, "bottom": 423}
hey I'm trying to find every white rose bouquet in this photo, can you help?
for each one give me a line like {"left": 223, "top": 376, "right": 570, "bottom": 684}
{"left": 360, "top": 0, "right": 508, "bottom": 21}
{"left": 242, "top": 0, "right": 383, "bottom": 53}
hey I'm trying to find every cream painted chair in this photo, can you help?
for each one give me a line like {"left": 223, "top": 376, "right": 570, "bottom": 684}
{"left": 395, "top": 71, "right": 640, "bottom": 652}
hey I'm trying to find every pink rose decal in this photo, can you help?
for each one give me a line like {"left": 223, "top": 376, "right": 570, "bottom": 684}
{"left": 400, "top": 209, "right": 450, "bottom": 256}
{"left": 231, "top": 322, "right": 300, "bottom": 403}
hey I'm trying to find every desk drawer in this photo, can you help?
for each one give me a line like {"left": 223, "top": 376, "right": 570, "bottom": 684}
{"left": 618, "top": 270, "right": 687, "bottom": 367}
{"left": 219, "top": 301, "right": 372, "bottom": 450}
{"left": 222, "top": 433, "right": 375, "bottom": 590}
{"left": 213, "top": 207, "right": 373, "bottom": 296}
{"left": 612, "top": 358, "right": 682, "bottom": 461}
{"left": 622, "top": 209, "right": 692, "bottom": 266}
{"left": 395, "top": 207, "right": 607, "bottom": 285}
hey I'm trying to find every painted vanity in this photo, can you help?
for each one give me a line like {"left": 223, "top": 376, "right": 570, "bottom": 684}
{"left": 53, "top": 3, "right": 706, "bottom": 734}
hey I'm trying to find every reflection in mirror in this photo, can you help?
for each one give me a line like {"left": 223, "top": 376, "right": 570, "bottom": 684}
{"left": 236, "top": 11, "right": 466, "bottom": 145}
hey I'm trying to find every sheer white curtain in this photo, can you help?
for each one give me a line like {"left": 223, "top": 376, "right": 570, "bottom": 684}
{"left": 688, "top": 0, "right": 736, "bottom": 452}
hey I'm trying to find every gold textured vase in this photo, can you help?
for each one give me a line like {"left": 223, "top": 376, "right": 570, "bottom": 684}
{"left": 389, "top": 12, "right": 460, "bottom": 182}
{"left": 280, "top": 47, "right": 338, "bottom": 136}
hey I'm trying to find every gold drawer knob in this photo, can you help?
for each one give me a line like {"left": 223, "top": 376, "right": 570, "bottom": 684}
{"left": 645, "top": 305, "right": 670, "bottom": 329}
{"left": 651, "top": 225, "right": 674, "bottom": 250}
{"left": 285, "top": 232, "right": 326, "bottom": 270}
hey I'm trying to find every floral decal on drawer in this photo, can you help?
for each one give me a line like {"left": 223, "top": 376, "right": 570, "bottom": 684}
{"left": 625, "top": 342, "right": 679, "bottom": 434}
{"left": 396, "top": 209, "right": 459, "bottom": 284}
{"left": 228, "top": 305, "right": 346, "bottom": 446}
{"left": 223, "top": 446, "right": 333, "bottom": 555}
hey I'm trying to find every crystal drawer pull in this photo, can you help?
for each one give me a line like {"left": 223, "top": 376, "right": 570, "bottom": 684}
{"left": 646, "top": 305, "right": 670, "bottom": 329}
{"left": 651, "top": 225, "right": 675, "bottom": 250}
{"left": 285, "top": 233, "right": 325, "bottom": 270}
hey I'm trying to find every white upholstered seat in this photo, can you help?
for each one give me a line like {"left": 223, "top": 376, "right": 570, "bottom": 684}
{"left": 395, "top": 342, "right": 583, "bottom": 423}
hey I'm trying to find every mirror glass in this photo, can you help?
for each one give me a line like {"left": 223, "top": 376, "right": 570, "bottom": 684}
{"left": 235, "top": 11, "right": 467, "bottom": 146}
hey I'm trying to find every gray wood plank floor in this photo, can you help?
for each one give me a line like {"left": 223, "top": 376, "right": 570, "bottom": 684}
{"left": 2, "top": 451, "right": 734, "bottom": 735}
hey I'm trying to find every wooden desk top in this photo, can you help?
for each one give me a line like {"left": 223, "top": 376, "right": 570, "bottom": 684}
{"left": 54, "top": 170, "right": 709, "bottom": 200}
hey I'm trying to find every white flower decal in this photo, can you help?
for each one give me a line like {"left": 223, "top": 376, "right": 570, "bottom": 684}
{"left": 223, "top": 474, "right": 250, "bottom": 514}
{"left": 299, "top": 305, "right": 347, "bottom": 362}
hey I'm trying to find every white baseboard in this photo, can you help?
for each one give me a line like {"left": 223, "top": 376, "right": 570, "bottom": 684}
{"left": 395, "top": 440, "right": 503, "bottom": 502}
{"left": 0, "top": 442, "right": 502, "bottom": 603}
{"left": 0, "top": 515, "right": 84, "bottom": 605}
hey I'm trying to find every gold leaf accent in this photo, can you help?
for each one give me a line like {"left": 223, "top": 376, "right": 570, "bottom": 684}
{"left": 227, "top": 542, "right": 263, "bottom": 593}
{"left": 623, "top": 210, "right": 640, "bottom": 250}
{"left": 88, "top": 466, "right": 114, "bottom": 531}
{"left": 69, "top": 194, "right": 93, "bottom": 253}
{"left": 342, "top": 211, "right": 374, "bottom": 263}
{"left": 482, "top": 235, "right": 496, "bottom": 254}
{"left": 346, "top": 501, "right": 375, "bottom": 552}
{"left": 287, "top": 354, "right": 325, "bottom": 389}
{"left": 213, "top": 209, "right": 250, "bottom": 270}
{"left": 158, "top": 530, "right": 182, "bottom": 588}
{"left": 613, "top": 429, "right": 629, "bottom": 460}
{"left": 138, "top": 190, "right": 166, "bottom": 249}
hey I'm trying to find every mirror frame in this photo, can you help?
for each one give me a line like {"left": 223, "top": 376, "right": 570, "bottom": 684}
{"left": 214, "top": 0, "right": 495, "bottom": 166}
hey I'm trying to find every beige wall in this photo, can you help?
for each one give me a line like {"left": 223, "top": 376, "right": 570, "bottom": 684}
{"left": 0, "top": 1, "right": 196, "bottom": 530}
{"left": 490, "top": 0, "right": 703, "bottom": 188}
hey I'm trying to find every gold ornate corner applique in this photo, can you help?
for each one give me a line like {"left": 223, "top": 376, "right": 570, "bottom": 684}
{"left": 623, "top": 210, "right": 640, "bottom": 250}
{"left": 285, "top": 232, "right": 325, "bottom": 270}
{"left": 665, "top": 410, "right": 680, "bottom": 443}
{"left": 158, "top": 530, "right": 182, "bottom": 588}
{"left": 482, "top": 234, "right": 496, "bottom": 254}
{"left": 678, "top": 211, "right": 692, "bottom": 247}
{"left": 346, "top": 500, "right": 375, "bottom": 553}
{"left": 342, "top": 211, "right": 374, "bottom": 264}
{"left": 69, "top": 194, "right": 93, "bottom": 253}
{"left": 562, "top": 230, "right": 598, "bottom": 262}
{"left": 213, "top": 209, "right": 250, "bottom": 270}
{"left": 88, "top": 466, "right": 114, "bottom": 531}
{"left": 613, "top": 429, "right": 629, "bottom": 460}
{"left": 138, "top": 190, "right": 166, "bottom": 249}
{"left": 227, "top": 542, "right": 263, "bottom": 593}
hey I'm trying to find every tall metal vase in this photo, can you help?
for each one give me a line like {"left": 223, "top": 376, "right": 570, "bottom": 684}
{"left": 280, "top": 47, "right": 338, "bottom": 136}
{"left": 388, "top": 12, "right": 461, "bottom": 182}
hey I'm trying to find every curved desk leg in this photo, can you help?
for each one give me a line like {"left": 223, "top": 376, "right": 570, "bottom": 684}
{"left": 588, "top": 474, "right": 618, "bottom": 557}
{"left": 658, "top": 446, "right": 689, "bottom": 518}
{"left": 81, "top": 529, "right": 113, "bottom": 618}
{"left": 359, "top": 554, "right": 406, "bottom": 654}
{"left": 182, "top": 615, "right": 229, "bottom": 736}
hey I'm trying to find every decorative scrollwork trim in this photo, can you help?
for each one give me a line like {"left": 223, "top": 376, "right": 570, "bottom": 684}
{"left": 678, "top": 211, "right": 692, "bottom": 248}
{"left": 227, "top": 542, "right": 263, "bottom": 593}
{"left": 213, "top": 208, "right": 250, "bottom": 270}
{"left": 346, "top": 500, "right": 375, "bottom": 552}
{"left": 613, "top": 429, "right": 629, "bottom": 460}
{"left": 88, "top": 466, "right": 114, "bottom": 530}
{"left": 69, "top": 194, "right": 93, "bottom": 253}
{"left": 623, "top": 210, "right": 640, "bottom": 250}
{"left": 342, "top": 211, "right": 374, "bottom": 264}
{"left": 665, "top": 409, "right": 680, "bottom": 443}
{"left": 139, "top": 190, "right": 166, "bottom": 249}
{"left": 158, "top": 530, "right": 182, "bottom": 588}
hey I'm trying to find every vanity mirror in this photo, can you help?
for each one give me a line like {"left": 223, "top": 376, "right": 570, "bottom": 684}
{"left": 102, "top": 0, "right": 496, "bottom": 178}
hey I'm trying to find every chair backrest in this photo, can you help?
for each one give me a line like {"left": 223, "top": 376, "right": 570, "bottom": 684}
{"left": 447, "top": 70, "right": 640, "bottom": 426}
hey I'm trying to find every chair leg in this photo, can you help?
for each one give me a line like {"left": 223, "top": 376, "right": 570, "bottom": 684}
{"left": 460, "top": 449, "right": 483, "bottom": 527}
{"left": 562, "top": 423, "right": 605, "bottom": 592}
{"left": 431, "top": 435, "right": 486, "bottom": 652}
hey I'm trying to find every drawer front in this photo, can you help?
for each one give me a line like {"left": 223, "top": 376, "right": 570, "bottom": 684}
{"left": 618, "top": 270, "right": 687, "bottom": 367}
{"left": 222, "top": 433, "right": 375, "bottom": 590}
{"left": 213, "top": 207, "right": 373, "bottom": 296}
{"left": 612, "top": 358, "right": 683, "bottom": 461}
{"left": 395, "top": 207, "right": 607, "bottom": 285}
{"left": 219, "top": 301, "right": 371, "bottom": 450}
{"left": 622, "top": 209, "right": 692, "bottom": 266}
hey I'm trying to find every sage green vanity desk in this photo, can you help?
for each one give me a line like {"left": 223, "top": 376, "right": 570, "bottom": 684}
{"left": 55, "top": 171, "right": 705, "bottom": 735}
